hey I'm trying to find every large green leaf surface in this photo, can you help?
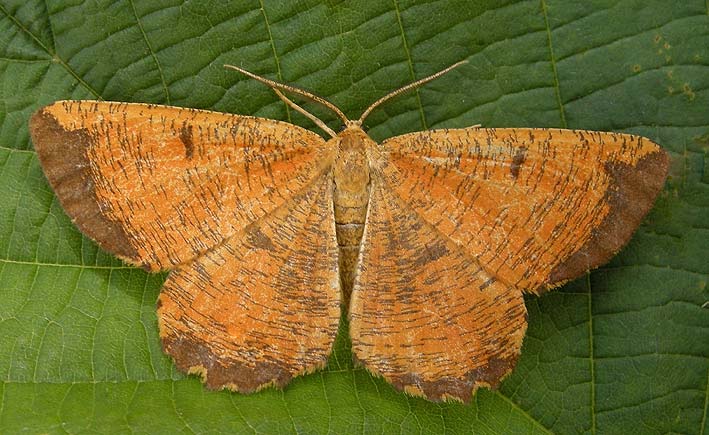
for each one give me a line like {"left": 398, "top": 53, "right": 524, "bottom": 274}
{"left": 1, "top": 1, "right": 707, "bottom": 433}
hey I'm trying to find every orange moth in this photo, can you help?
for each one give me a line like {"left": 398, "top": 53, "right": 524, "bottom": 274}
{"left": 29, "top": 62, "right": 668, "bottom": 402}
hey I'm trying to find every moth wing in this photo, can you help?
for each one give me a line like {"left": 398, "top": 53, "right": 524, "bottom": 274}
{"left": 349, "top": 174, "right": 527, "bottom": 402}
{"left": 158, "top": 173, "right": 340, "bottom": 391}
{"left": 380, "top": 127, "right": 669, "bottom": 293}
{"left": 30, "top": 101, "right": 330, "bottom": 271}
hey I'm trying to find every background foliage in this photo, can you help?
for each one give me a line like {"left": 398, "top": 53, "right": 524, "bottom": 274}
{"left": 1, "top": 1, "right": 707, "bottom": 433}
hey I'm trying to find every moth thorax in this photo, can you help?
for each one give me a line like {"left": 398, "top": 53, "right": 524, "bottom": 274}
{"left": 332, "top": 127, "right": 371, "bottom": 193}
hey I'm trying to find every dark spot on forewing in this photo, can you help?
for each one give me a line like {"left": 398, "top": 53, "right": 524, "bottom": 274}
{"left": 180, "top": 124, "right": 194, "bottom": 158}
{"left": 510, "top": 146, "right": 527, "bottom": 179}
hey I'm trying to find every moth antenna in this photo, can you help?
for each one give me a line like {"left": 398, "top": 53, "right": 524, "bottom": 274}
{"left": 272, "top": 88, "right": 337, "bottom": 138}
{"left": 225, "top": 65, "right": 350, "bottom": 126}
{"left": 358, "top": 60, "right": 468, "bottom": 124}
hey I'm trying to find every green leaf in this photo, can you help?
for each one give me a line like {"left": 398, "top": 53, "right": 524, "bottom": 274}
{"left": 1, "top": 1, "right": 707, "bottom": 433}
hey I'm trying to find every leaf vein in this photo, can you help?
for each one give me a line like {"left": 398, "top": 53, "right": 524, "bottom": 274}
{"left": 539, "top": 0, "right": 567, "bottom": 128}
{"left": 392, "top": 0, "right": 427, "bottom": 130}
{"left": 127, "top": 0, "right": 171, "bottom": 104}
{"left": 586, "top": 273, "right": 597, "bottom": 434}
{"left": 701, "top": 367, "right": 708, "bottom": 435}
{"left": 257, "top": 0, "right": 291, "bottom": 123}
{"left": 495, "top": 390, "right": 554, "bottom": 434}
{"left": 0, "top": 258, "right": 134, "bottom": 270}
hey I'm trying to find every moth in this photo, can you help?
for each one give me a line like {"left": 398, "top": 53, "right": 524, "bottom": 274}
{"left": 29, "top": 61, "right": 669, "bottom": 402}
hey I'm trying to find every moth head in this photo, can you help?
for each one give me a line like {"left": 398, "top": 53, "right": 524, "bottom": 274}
{"left": 332, "top": 125, "right": 373, "bottom": 192}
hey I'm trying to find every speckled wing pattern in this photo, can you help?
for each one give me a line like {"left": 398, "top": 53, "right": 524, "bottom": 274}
{"left": 30, "top": 98, "right": 670, "bottom": 402}
{"left": 30, "top": 100, "right": 339, "bottom": 392}
{"left": 30, "top": 101, "right": 330, "bottom": 271}
{"left": 349, "top": 175, "right": 527, "bottom": 402}
{"left": 158, "top": 174, "right": 340, "bottom": 392}
{"left": 379, "top": 127, "right": 669, "bottom": 294}
{"left": 348, "top": 127, "right": 668, "bottom": 402}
